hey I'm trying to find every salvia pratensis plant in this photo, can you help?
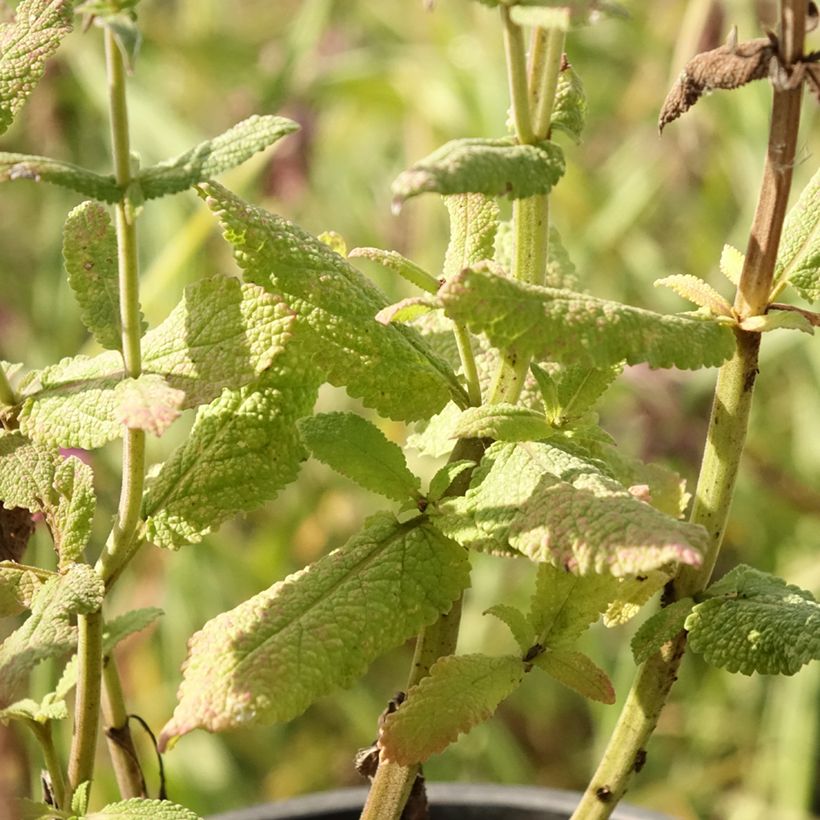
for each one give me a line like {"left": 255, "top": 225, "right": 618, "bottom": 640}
{"left": 0, "top": 1, "right": 817, "bottom": 819}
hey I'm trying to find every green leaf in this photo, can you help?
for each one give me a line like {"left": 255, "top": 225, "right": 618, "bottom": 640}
{"left": 298, "top": 412, "right": 421, "bottom": 503}
{"left": 719, "top": 244, "right": 744, "bottom": 286}
{"left": 740, "top": 310, "right": 815, "bottom": 335}
{"left": 392, "top": 139, "right": 565, "bottom": 207}
{"left": 72, "top": 781, "right": 90, "bottom": 816}
{"left": 18, "top": 799, "right": 71, "bottom": 820}
{"left": 443, "top": 193, "right": 500, "bottom": 282}
{"left": 654, "top": 275, "right": 733, "bottom": 316}
{"left": 530, "top": 363, "right": 561, "bottom": 422}
{"left": 19, "top": 277, "right": 295, "bottom": 448}
{"left": 452, "top": 403, "right": 554, "bottom": 442}
{"left": 201, "top": 182, "right": 463, "bottom": 421}
{"left": 550, "top": 66, "right": 587, "bottom": 143}
{"left": 375, "top": 296, "right": 438, "bottom": 326}
{"left": 603, "top": 571, "right": 669, "bottom": 626}
{"left": 436, "top": 441, "right": 707, "bottom": 576}
{"left": 0, "top": 692, "right": 68, "bottom": 725}
{"left": 116, "top": 375, "right": 186, "bottom": 436}
{"left": 631, "top": 597, "right": 694, "bottom": 664}
{"left": 159, "top": 514, "right": 469, "bottom": 744}
{"left": 0, "top": 432, "right": 95, "bottom": 566}
{"left": 87, "top": 799, "right": 201, "bottom": 820}
{"left": 532, "top": 649, "right": 615, "bottom": 704}
{"left": 0, "top": 0, "right": 73, "bottom": 135}
{"left": 427, "top": 460, "right": 476, "bottom": 504}
{"left": 349, "top": 248, "right": 441, "bottom": 295}
{"left": 550, "top": 362, "right": 622, "bottom": 422}
{"left": 406, "top": 402, "right": 462, "bottom": 459}
{"left": 143, "top": 363, "right": 317, "bottom": 549}
{"left": 137, "top": 116, "right": 298, "bottom": 200}
{"left": 528, "top": 562, "right": 619, "bottom": 647}
{"left": 0, "top": 153, "right": 120, "bottom": 201}
{"left": 378, "top": 654, "right": 525, "bottom": 765}
{"left": 440, "top": 266, "right": 736, "bottom": 370}
{"left": 0, "top": 562, "right": 49, "bottom": 618}
{"left": 63, "top": 201, "right": 136, "bottom": 351}
{"left": 484, "top": 605, "right": 535, "bottom": 653}
{"left": 686, "top": 565, "right": 820, "bottom": 676}
{"left": 774, "top": 168, "right": 819, "bottom": 303}
{"left": 318, "top": 230, "right": 347, "bottom": 255}
{"left": 0, "top": 564, "right": 104, "bottom": 707}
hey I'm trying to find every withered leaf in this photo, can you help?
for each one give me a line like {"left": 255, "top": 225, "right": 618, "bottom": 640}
{"left": 659, "top": 36, "right": 774, "bottom": 132}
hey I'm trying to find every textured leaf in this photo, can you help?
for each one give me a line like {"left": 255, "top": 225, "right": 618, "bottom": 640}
{"left": 631, "top": 597, "right": 694, "bottom": 664}
{"left": 484, "top": 605, "right": 534, "bottom": 653}
{"left": 0, "top": 153, "right": 120, "bottom": 201}
{"left": 17, "top": 798, "right": 72, "bottom": 820}
{"left": 0, "top": 0, "right": 73, "bottom": 135}
{"left": 349, "top": 248, "right": 440, "bottom": 295}
{"left": 550, "top": 362, "right": 622, "bottom": 422}
{"left": 298, "top": 413, "right": 420, "bottom": 503}
{"left": 427, "top": 460, "right": 476, "bottom": 504}
{"left": 0, "top": 692, "right": 67, "bottom": 725}
{"left": 440, "top": 267, "right": 735, "bottom": 370}
{"left": 775, "top": 168, "right": 819, "bottom": 303}
{"left": 143, "top": 363, "right": 317, "bottom": 549}
{"left": 719, "top": 244, "right": 744, "bottom": 285}
{"left": 740, "top": 311, "right": 815, "bottom": 335}
{"left": 201, "top": 182, "right": 462, "bottom": 421}
{"left": 0, "top": 562, "right": 48, "bottom": 618}
{"left": 528, "top": 562, "right": 620, "bottom": 647}
{"left": 550, "top": 66, "right": 587, "bottom": 143}
{"left": 686, "top": 566, "right": 820, "bottom": 676}
{"left": 375, "top": 296, "right": 438, "bottom": 326}
{"left": 654, "top": 275, "right": 732, "bottom": 316}
{"left": 532, "top": 649, "right": 615, "bottom": 703}
{"left": 436, "top": 441, "right": 706, "bottom": 576}
{"left": 453, "top": 403, "right": 554, "bottom": 442}
{"left": 159, "top": 514, "right": 469, "bottom": 744}
{"left": 406, "top": 402, "right": 462, "bottom": 459}
{"left": 63, "top": 201, "right": 135, "bottom": 351}
{"left": 392, "top": 138, "right": 565, "bottom": 206}
{"left": 137, "top": 116, "right": 298, "bottom": 200}
{"left": 378, "top": 654, "right": 525, "bottom": 765}
{"left": 603, "top": 571, "right": 669, "bottom": 626}
{"left": 443, "top": 193, "right": 499, "bottom": 282}
{"left": 87, "top": 799, "right": 201, "bottom": 820}
{"left": 116, "top": 375, "right": 186, "bottom": 436}
{"left": 19, "top": 277, "right": 295, "bottom": 448}
{"left": 0, "top": 432, "right": 95, "bottom": 566}
{"left": 0, "top": 564, "right": 104, "bottom": 707}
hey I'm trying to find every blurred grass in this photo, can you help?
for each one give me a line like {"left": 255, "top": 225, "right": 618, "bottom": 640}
{"left": 0, "top": 0, "right": 818, "bottom": 817}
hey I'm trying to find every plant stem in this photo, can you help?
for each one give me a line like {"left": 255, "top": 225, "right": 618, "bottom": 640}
{"left": 67, "top": 609, "right": 104, "bottom": 794}
{"left": 454, "top": 323, "right": 482, "bottom": 406}
{"left": 102, "top": 656, "right": 147, "bottom": 798}
{"left": 571, "top": 4, "right": 805, "bottom": 816}
{"left": 532, "top": 27, "right": 565, "bottom": 139}
{"left": 500, "top": 7, "right": 535, "bottom": 145}
{"left": 29, "top": 720, "right": 68, "bottom": 810}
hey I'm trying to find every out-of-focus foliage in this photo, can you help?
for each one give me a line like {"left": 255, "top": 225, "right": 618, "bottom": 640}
{"left": 0, "top": 1, "right": 817, "bottom": 819}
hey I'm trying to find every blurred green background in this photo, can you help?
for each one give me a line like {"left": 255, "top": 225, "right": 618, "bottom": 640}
{"left": 0, "top": 1, "right": 818, "bottom": 818}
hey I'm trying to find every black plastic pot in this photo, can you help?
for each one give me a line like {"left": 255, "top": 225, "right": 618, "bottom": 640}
{"left": 207, "top": 784, "right": 671, "bottom": 820}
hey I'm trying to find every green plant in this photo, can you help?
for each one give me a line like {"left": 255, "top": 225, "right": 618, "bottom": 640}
{"left": 0, "top": 2, "right": 818, "bottom": 820}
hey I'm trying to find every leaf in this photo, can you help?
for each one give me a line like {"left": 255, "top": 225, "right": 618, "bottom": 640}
{"left": 375, "top": 296, "right": 438, "bottom": 326}
{"left": 318, "top": 230, "right": 347, "bottom": 255}
{"left": 0, "top": 0, "right": 73, "bottom": 135}
{"left": 532, "top": 649, "right": 615, "bottom": 704}
{"left": 0, "top": 153, "right": 120, "bottom": 201}
{"left": 654, "top": 275, "right": 732, "bottom": 316}
{"left": 550, "top": 65, "right": 587, "bottom": 144}
{"left": 86, "top": 799, "right": 201, "bottom": 820}
{"left": 550, "top": 362, "right": 622, "bottom": 422}
{"left": 0, "top": 564, "right": 104, "bottom": 707}
{"left": 452, "top": 404, "right": 554, "bottom": 442}
{"left": 774, "top": 168, "right": 819, "bottom": 303}
{"left": 102, "top": 14, "right": 142, "bottom": 71}
{"left": 406, "top": 402, "right": 462, "bottom": 459}
{"left": 17, "top": 799, "right": 72, "bottom": 820}
{"left": 443, "top": 193, "right": 500, "bottom": 282}
{"left": 720, "top": 244, "right": 744, "bottom": 286}
{"left": 427, "top": 460, "right": 476, "bottom": 504}
{"left": 0, "top": 692, "right": 68, "bottom": 725}
{"left": 349, "top": 248, "right": 440, "bottom": 295}
{"left": 19, "top": 277, "right": 295, "bottom": 448}
{"left": 72, "top": 782, "right": 89, "bottom": 816}
{"left": 378, "top": 654, "right": 525, "bottom": 765}
{"left": 63, "top": 201, "right": 135, "bottom": 351}
{"left": 530, "top": 364, "right": 561, "bottom": 422}
{"left": 143, "top": 363, "right": 317, "bottom": 549}
{"left": 528, "top": 562, "right": 620, "bottom": 647}
{"left": 137, "top": 116, "right": 298, "bottom": 200}
{"left": 440, "top": 266, "right": 735, "bottom": 370}
{"left": 0, "top": 561, "right": 48, "bottom": 617}
{"left": 740, "top": 310, "right": 815, "bottom": 335}
{"left": 51, "top": 455, "right": 96, "bottom": 568}
{"left": 603, "top": 571, "right": 669, "bottom": 626}
{"left": 159, "top": 514, "right": 469, "bottom": 745}
{"left": 686, "top": 566, "right": 820, "bottom": 676}
{"left": 116, "top": 375, "right": 185, "bottom": 436}
{"left": 391, "top": 138, "right": 565, "bottom": 207}
{"left": 298, "top": 412, "right": 420, "bottom": 503}
{"left": 494, "top": 223, "right": 580, "bottom": 290}
{"left": 436, "top": 441, "right": 706, "bottom": 576}
{"left": 631, "top": 597, "right": 694, "bottom": 664}
{"left": 201, "top": 182, "right": 462, "bottom": 421}
{"left": 484, "top": 605, "right": 535, "bottom": 653}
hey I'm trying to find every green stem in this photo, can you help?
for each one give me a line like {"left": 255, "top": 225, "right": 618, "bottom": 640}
{"left": 102, "top": 656, "right": 147, "bottom": 799}
{"left": 29, "top": 720, "right": 68, "bottom": 810}
{"left": 454, "top": 323, "right": 482, "bottom": 406}
{"left": 67, "top": 609, "right": 104, "bottom": 794}
{"left": 500, "top": 6, "right": 535, "bottom": 145}
{"left": 532, "top": 27, "right": 565, "bottom": 139}
{"left": 571, "top": 4, "right": 805, "bottom": 816}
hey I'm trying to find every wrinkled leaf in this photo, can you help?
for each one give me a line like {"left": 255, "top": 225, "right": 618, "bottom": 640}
{"left": 443, "top": 193, "right": 500, "bottom": 282}
{"left": 0, "top": 153, "right": 120, "bottom": 201}
{"left": 654, "top": 275, "right": 732, "bottom": 316}
{"left": 720, "top": 244, "right": 744, "bottom": 285}
{"left": 774, "top": 167, "right": 819, "bottom": 303}
{"left": 0, "top": 561, "right": 48, "bottom": 618}
{"left": 116, "top": 375, "right": 186, "bottom": 436}
{"left": 453, "top": 403, "right": 554, "bottom": 442}
{"left": 740, "top": 310, "right": 815, "bottom": 335}
{"left": 631, "top": 597, "right": 694, "bottom": 663}
{"left": 375, "top": 296, "right": 438, "bottom": 326}
{"left": 87, "top": 799, "right": 201, "bottom": 820}
{"left": 349, "top": 247, "right": 440, "bottom": 295}
{"left": 427, "top": 460, "right": 476, "bottom": 504}
{"left": 550, "top": 65, "right": 587, "bottom": 143}
{"left": 0, "top": 692, "right": 67, "bottom": 725}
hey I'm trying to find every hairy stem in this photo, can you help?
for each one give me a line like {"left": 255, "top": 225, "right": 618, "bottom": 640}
{"left": 102, "top": 656, "right": 147, "bottom": 799}
{"left": 29, "top": 720, "right": 68, "bottom": 810}
{"left": 501, "top": 7, "right": 535, "bottom": 145}
{"left": 532, "top": 27, "right": 565, "bottom": 139}
{"left": 572, "top": 3, "right": 805, "bottom": 816}
{"left": 67, "top": 609, "right": 104, "bottom": 794}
